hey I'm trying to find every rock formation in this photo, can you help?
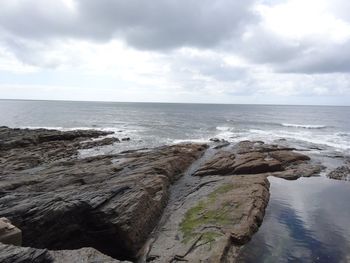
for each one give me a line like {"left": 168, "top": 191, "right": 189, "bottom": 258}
{"left": 327, "top": 165, "right": 350, "bottom": 181}
{"left": 144, "top": 141, "right": 321, "bottom": 262}
{"left": 0, "top": 127, "right": 322, "bottom": 262}
{"left": 193, "top": 141, "right": 321, "bottom": 180}
{"left": 0, "top": 243, "right": 130, "bottom": 263}
{"left": 0, "top": 218, "right": 22, "bottom": 246}
{"left": 0, "top": 127, "right": 207, "bottom": 261}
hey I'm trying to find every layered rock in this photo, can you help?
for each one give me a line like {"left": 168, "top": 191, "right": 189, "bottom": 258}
{"left": 0, "top": 127, "right": 322, "bottom": 262}
{"left": 193, "top": 141, "right": 321, "bottom": 180}
{"left": 0, "top": 126, "right": 113, "bottom": 150}
{"left": 147, "top": 175, "right": 269, "bottom": 263}
{"left": 145, "top": 141, "right": 322, "bottom": 262}
{"left": 0, "top": 126, "right": 117, "bottom": 172}
{"left": 0, "top": 127, "right": 207, "bottom": 261}
{"left": 0, "top": 243, "right": 130, "bottom": 263}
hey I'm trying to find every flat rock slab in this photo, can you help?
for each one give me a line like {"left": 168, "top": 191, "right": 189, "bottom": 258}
{"left": 146, "top": 175, "right": 270, "bottom": 262}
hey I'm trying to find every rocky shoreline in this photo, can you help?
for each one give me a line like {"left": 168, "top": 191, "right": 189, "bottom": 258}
{"left": 0, "top": 127, "right": 347, "bottom": 262}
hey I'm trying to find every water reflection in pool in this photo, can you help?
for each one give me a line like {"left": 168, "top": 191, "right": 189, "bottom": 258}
{"left": 238, "top": 176, "right": 350, "bottom": 263}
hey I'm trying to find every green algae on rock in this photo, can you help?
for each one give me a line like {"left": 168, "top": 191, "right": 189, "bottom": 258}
{"left": 180, "top": 184, "right": 236, "bottom": 244}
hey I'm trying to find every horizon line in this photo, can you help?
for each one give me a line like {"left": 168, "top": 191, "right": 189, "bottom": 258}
{"left": 0, "top": 98, "right": 349, "bottom": 107}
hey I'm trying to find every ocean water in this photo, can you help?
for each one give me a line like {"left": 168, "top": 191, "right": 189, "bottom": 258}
{"left": 1, "top": 99, "right": 350, "bottom": 155}
{"left": 1, "top": 99, "right": 350, "bottom": 262}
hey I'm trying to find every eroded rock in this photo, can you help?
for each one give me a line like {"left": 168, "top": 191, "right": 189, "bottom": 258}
{"left": 193, "top": 141, "right": 317, "bottom": 180}
{"left": 0, "top": 128, "right": 323, "bottom": 262}
{"left": 327, "top": 165, "right": 350, "bottom": 181}
{"left": 0, "top": 126, "right": 116, "bottom": 172}
{"left": 0, "top": 127, "right": 207, "bottom": 261}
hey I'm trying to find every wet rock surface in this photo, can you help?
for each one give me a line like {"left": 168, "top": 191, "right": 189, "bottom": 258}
{"left": 0, "top": 128, "right": 323, "bottom": 262}
{"left": 327, "top": 165, "right": 350, "bottom": 181}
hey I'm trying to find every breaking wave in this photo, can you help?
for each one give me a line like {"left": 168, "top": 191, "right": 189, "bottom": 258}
{"left": 281, "top": 123, "right": 327, "bottom": 129}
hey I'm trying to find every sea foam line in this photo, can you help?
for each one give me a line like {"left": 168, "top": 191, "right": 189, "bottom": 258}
{"left": 281, "top": 123, "right": 327, "bottom": 129}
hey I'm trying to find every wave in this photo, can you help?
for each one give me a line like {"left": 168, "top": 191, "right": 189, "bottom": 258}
{"left": 173, "top": 138, "right": 210, "bottom": 144}
{"left": 247, "top": 129, "right": 350, "bottom": 151}
{"left": 225, "top": 120, "right": 328, "bottom": 130}
{"left": 214, "top": 126, "right": 350, "bottom": 153}
{"left": 216, "top": 126, "right": 232, "bottom": 131}
{"left": 19, "top": 126, "right": 127, "bottom": 133}
{"left": 281, "top": 123, "right": 327, "bottom": 129}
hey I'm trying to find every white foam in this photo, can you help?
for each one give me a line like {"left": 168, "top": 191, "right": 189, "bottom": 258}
{"left": 214, "top": 125, "right": 350, "bottom": 154}
{"left": 20, "top": 126, "right": 65, "bottom": 130}
{"left": 216, "top": 126, "right": 232, "bottom": 131}
{"left": 172, "top": 138, "right": 210, "bottom": 144}
{"left": 19, "top": 126, "right": 130, "bottom": 133}
{"left": 247, "top": 129, "right": 350, "bottom": 151}
{"left": 281, "top": 123, "right": 327, "bottom": 129}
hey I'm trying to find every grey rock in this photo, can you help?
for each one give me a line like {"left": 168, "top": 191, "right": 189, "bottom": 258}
{"left": 0, "top": 243, "right": 130, "bottom": 263}
{"left": 327, "top": 166, "right": 350, "bottom": 181}
{"left": 0, "top": 127, "right": 207, "bottom": 261}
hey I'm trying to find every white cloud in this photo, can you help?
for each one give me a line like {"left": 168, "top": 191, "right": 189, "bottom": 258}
{"left": 0, "top": 0, "right": 349, "bottom": 105}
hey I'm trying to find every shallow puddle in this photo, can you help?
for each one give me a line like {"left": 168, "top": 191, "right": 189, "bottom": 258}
{"left": 238, "top": 176, "right": 350, "bottom": 263}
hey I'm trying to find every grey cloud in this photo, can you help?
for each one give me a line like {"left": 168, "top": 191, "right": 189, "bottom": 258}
{"left": 0, "top": 0, "right": 257, "bottom": 50}
{"left": 277, "top": 42, "right": 350, "bottom": 74}
{"left": 170, "top": 54, "right": 248, "bottom": 82}
{"left": 237, "top": 25, "right": 350, "bottom": 74}
{"left": 1, "top": 0, "right": 350, "bottom": 76}
{"left": 163, "top": 52, "right": 257, "bottom": 96}
{"left": 238, "top": 27, "right": 307, "bottom": 64}
{"left": 0, "top": 1, "right": 77, "bottom": 39}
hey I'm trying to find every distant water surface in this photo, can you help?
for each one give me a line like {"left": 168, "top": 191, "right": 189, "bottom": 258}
{"left": 0, "top": 99, "right": 349, "bottom": 155}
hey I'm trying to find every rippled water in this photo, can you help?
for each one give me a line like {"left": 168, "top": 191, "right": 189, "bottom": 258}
{"left": 238, "top": 176, "right": 350, "bottom": 263}
{"left": 0, "top": 100, "right": 350, "bottom": 155}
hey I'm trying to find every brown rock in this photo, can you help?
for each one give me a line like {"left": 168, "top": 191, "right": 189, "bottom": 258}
{"left": 269, "top": 150, "right": 310, "bottom": 164}
{"left": 194, "top": 141, "right": 315, "bottom": 179}
{"left": 193, "top": 151, "right": 235, "bottom": 176}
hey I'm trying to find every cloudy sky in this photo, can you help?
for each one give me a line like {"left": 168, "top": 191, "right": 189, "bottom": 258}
{"left": 0, "top": 0, "right": 350, "bottom": 105}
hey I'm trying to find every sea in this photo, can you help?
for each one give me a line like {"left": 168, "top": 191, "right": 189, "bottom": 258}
{"left": 1, "top": 99, "right": 350, "bottom": 262}
{"left": 1, "top": 99, "right": 349, "bottom": 155}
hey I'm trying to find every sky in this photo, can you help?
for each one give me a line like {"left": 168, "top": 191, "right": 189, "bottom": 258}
{"left": 0, "top": 0, "right": 350, "bottom": 105}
